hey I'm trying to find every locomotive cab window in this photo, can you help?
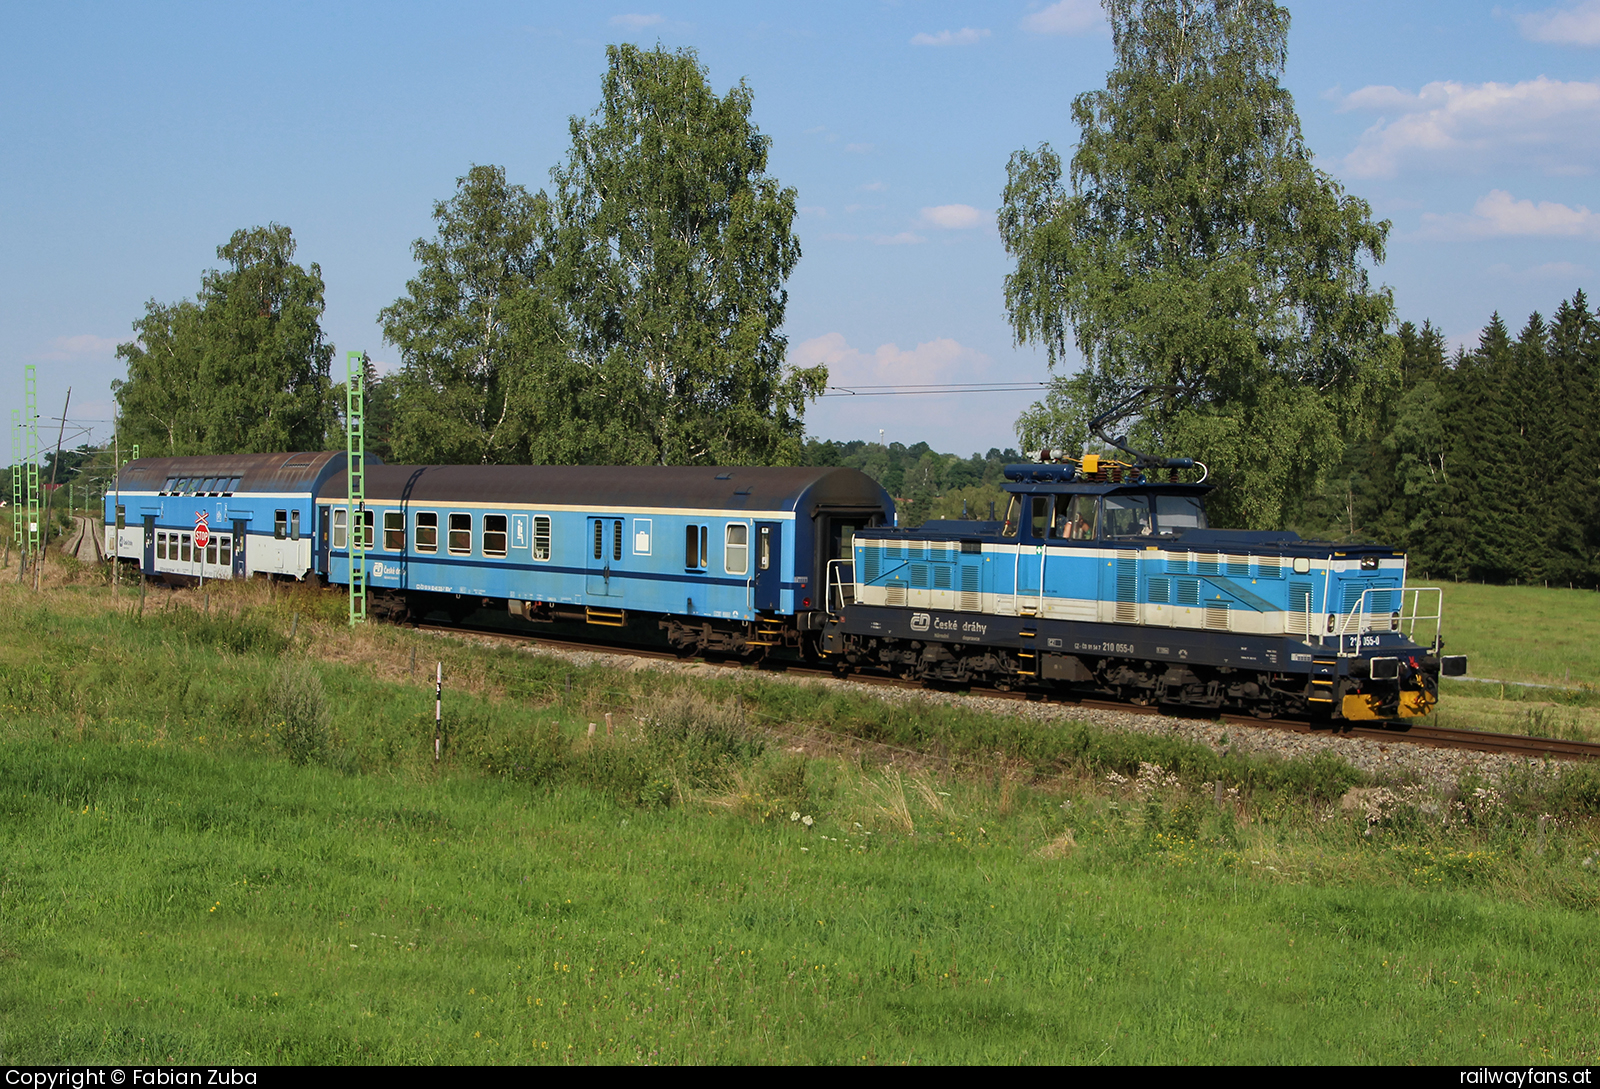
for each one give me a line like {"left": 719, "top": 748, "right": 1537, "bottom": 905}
{"left": 1153, "top": 494, "right": 1207, "bottom": 536}
{"left": 1102, "top": 495, "right": 1153, "bottom": 538}
{"left": 1029, "top": 496, "right": 1053, "bottom": 540}
{"left": 448, "top": 514, "right": 472, "bottom": 555}
{"left": 483, "top": 514, "right": 508, "bottom": 557}
{"left": 725, "top": 523, "right": 748, "bottom": 576}
{"left": 414, "top": 512, "right": 437, "bottom": 553}
{"left": 1000, "top": 495, "right": 1021, "bottom": 538}
{"left": 383, "top": 511, "right": 405, "bottom": 552}
{"left": 685, "top": 524, "right": 708, "bottom": 570}
{"left": 1063, "top": 495, "right": 1097, "bottom": 540}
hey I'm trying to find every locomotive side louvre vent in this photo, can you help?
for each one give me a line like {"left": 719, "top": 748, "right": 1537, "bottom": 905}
{"left": 1289, "top": 582, "right": 1312, "bottom": 633}
{"left": 1167, "top": 552, "right": 1191, "bottom": 575}
{"left": 886, "top": 541, "right": 903, "bottom": 559}
{"left": 863, "top": 547, "right": 881, "bottom": 582}
{"left": 886, "top": 582, "right": 907, "bottom": 607}
{"left": 1369, "top": 588, "right": 1395, "bottom": 613}
{"left": 1204, "top": 603, "right": 1230, "bottom": 630}
{"left": 1148, "top": 576, "right": 1170, "bottom": 604}
{"left": 910, "top": 563, "right": 930, "bottom": 588}
{"left": 1341, "top": 584, "right": 1365, "bottom": 615}
{"left": 1226, "top": 555, "right": 1249, "bottom": 578}
{"left": 1199, "top": 553, "right": 1221, "bottom": 576}
{"left": 1176, "top": 578, "right": 1200, "bottom": 606}
{"left": 934, "top": 565, "right": 953, "bottom": 590}
{"left": 960, "top": 565, "right": 980, "bottom": 611}
{"left": 1257, "top": 557, "right": 1282, "bottom": 579}
{"left": 1115, "top": 551, "right": 1138, "bottom": 623}
{"left": 909, "top": 540, "right": 925, "bottom": 561}
{"left": 929, "top": 544, "right": 951, "bottom": 564}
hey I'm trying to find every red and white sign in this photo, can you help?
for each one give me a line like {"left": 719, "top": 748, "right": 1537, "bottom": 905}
{"left": 194, "top": 511, "right": 210, "bottom": 550}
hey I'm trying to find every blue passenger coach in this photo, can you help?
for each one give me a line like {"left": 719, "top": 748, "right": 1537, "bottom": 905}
{"left": 315, "top": 464, "right": 893, "bottom": 653}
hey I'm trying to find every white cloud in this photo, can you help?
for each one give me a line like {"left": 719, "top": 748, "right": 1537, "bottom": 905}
{"left": 1418, "top": 189, "right": 1600, "bottom": 240}
{"left": 870, "top": 232, "right": 926, "bottom": 246}
{"left": 795, "top": 333, "right": 1020, "bottom": 450}
{"left": 1021, "top": 0, "right": 1103, "bottom": 35}
{"left": 1517, "top": 0, "right": 1600, "bottom": 45}
{"left": 858, "top": 180, "right": 888, "bottom": 192}
{"left": 919, "top": 204, "right": 985, "bottom": 229}
{"left": 608, "top": 13, "right": 663, "bottom": 29}
{"left": 910, "top": 27, "right": 990, "bottom": 46}
{"left": 844, "top": 142, "right": 874, "bottom": 154}
{"left": 38, "top": 334, "right": 119, "bottom": 360}
{"left": 1339, "top": 77, "right": 1600, "bottom": 177}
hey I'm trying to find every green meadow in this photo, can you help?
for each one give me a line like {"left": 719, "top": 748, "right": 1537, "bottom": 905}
{"left": 2, "top": 570, "right": 1599, "bottom": 1064}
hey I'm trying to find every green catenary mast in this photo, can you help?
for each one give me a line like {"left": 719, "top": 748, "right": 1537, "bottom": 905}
{"left": 346, "top": 351, "right": 367, "bottom": 626}
{"left": 24, "top": 366, "right": 39, "bottom": 557}
{"left": 11, "top": 410, "right": 21, "bottom": 551}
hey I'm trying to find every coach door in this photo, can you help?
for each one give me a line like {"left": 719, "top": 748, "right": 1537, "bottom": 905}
{"left": 753, "top": 521, "right": 782, "bottom": 611}
{"left": 233, "top": 519, "right": 248, "bottom": 579}
{"left": 142, "top": 516, "right": 156, "bottom": 574}
{"left": 586, "top": 517, "right": 624, "bottom": 598}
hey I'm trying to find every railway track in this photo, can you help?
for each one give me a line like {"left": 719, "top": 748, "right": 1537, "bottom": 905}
{"left": 63, "top": 515, "right": 104, "bottom": 563}
{"left": 412, "top": 621, "right": 1600, "bottom": 764}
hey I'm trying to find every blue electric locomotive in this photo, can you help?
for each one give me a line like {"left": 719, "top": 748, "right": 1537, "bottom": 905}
{"left": 820, "top": 451, "right": 1467, "bottom": 720}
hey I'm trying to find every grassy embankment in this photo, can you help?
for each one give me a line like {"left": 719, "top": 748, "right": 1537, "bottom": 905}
{"left": 1, "top": 562, "right": 1599, "bottom": 1063}
{"left": 1413, "top": 581, "right": 1600, "bottom": 741}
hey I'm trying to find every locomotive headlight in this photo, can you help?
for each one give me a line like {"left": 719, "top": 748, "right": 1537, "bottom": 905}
{"left": 1390, "top": 611, "right": 1400, "bottom": 631}
{"left": 1326, "top": 613, "right": 1337, "bottom": 633}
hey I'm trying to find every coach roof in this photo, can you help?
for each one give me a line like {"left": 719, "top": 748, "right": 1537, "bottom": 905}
{"left": 317, "top": 464, "right": 893, "bottom": 516}
{"left": 115, "top": 451, "right": 355, "bottom": 495}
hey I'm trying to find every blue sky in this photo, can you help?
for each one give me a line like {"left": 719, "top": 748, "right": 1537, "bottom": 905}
{"left": 3, "top": 1, "right": 1597, "bottom": 457}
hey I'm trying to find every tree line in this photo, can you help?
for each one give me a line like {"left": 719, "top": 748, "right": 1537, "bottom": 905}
{"left": 1300, "top": 296, "right": 1600, "bottom": 585}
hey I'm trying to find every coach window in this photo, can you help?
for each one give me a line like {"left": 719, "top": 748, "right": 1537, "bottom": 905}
{"left": 156, "top": 532, "right": 166, "bottom": 560}
{"left": 358, "top": 511, "right": 375, "bottom": 549}
{"left": 116, "top": 505, "right": 126, "bottom": 530}
{"left": 725, "top": 523, "right": 748, "bottom": 576}
{"left": 332, "top": 508, "right": 348, "bottom": 549}
{"left": 483, "top": 514, "right": 508, "bottom": 557}
{"left": 180, "top": 532, "right": 192, "bottom": 563}
{"left": 162, "top": 478, "right": 176, "bottom": 495}
{"left": 534, "top": 516, "right": 551, "bottom": 561}
{"left": 685, "top": 524, "right": 708, "bottom": 570}
{"left": 275, "top": 510, "right": 288, "bottom": 540}
{"left": 206, "top": 537, "right": 219, "bottom": 566}
{"left": 290, "top": 509, "right": 301, "bottom": 541}
{"left": 414, "top": 512, "right": 437, "bottom": 553}
{"left": 220, "top": 535, "right": 232, "bottom": 568}
{"left": 223, "top": 477, "right": 239, "bottom": 496}
{"left": 759, "top": 526, "right": 771, "bottom": 570}
{"left": 384, "top": 511, "right": 405, "bottom": 552}
{"left": 612, "top": 519, "right": 623, "bottom": 562}
{"left": 200, "top": 477, "right": 215, "bottom": 495}
{"left": 448, "top": 514, "right": 472, "bottom": 555}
